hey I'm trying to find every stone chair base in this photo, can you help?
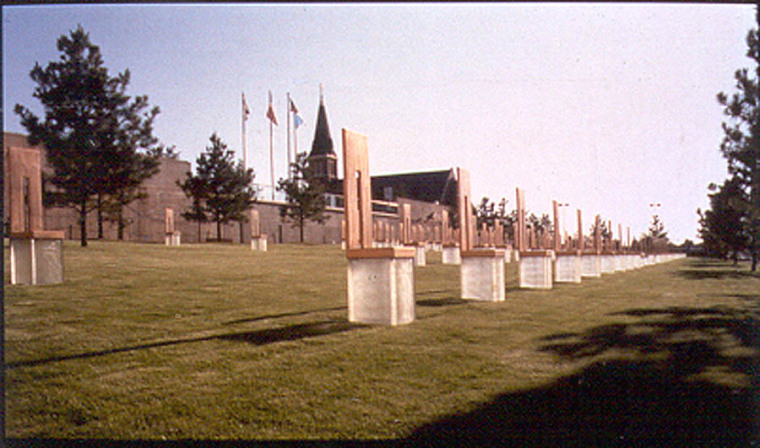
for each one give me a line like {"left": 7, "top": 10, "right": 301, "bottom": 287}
{"left": 518, "top": 250, "right": 554, "bottom": 289}
{"left": 600, "top": 253, "right": 617, "bottom": 274}
{"left": 581, "top": 253, "right": 602, "bottom": 278}
{"left": 347, "top": 247, "right": 416, "bottom": 326}
{"left": 10, "top": 231, "right": 65, "bottom": 285}
{"left": 165, "top": 232, "right": 181, "bottom": 246}
{"left": 250, "top": 236, "right": 268, "bottom": 251}
{"left": 461, "top": 248, "right": 506, "bottom": 301}
{"left": 413, "top": 244, "right": 426, "bottom": 267}
{"left": 554, "top": 250, "right": 582, "bottom": 283}
{"left": 442, "top": 245, "right": 461, "bottom": 265}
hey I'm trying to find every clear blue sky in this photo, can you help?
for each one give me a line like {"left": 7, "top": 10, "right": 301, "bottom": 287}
{"left": 3, "top": 3, "right": 756, "bottom": 244}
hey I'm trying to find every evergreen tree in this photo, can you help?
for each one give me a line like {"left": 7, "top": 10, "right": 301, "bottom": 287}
{"left": 648, "top": 215, "right": 668, "bottom": 239}
{"left": 590, "top": 218, "right": 612, "bottom": 250}
{"left": 643, "top": 215, "right": 670, "bottom": 253}
{"left": 14, "top": 25, "right": 164, "bottom": 246}
{"left": 178, "top": 175, "right": 209, "bottom": 243}
{"left": 698, "top": 178, "right": 749, "bottom": 263}
{"left": 495, "top": 198, "right": 515, "bottom": 245}
{"left": 178, "top": 133, "right": 256, "bottom": 241}
{"left": 103, "top": 144, "right": 178, "bottom": 240}
{"left": 590, "top": 219, "right": 611, "bottom": 240}
{"left": 476, "top": 197, "right": 496, "bottom": 228}
{"left": 277, "top": 152, "right": 328, "bottom": 243}
{"left": 717, "top": 7, "right": 760, "bottom": 270}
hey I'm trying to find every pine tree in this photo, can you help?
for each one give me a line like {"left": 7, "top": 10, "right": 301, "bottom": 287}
{"left": 698, "top": 178, "right": 749, "bottom": 263}
{"left": 178, "top": 133, "right": 256, "bottom": 241}
{"left": 648, "top": 215, "right": 668, "bottom": 239}
{"left": 717, "top": 7, "right": 760, "bottom": 270}
{"left": 277, "top": 152, "right": 328, "bottom": 243}
{"left": 590, "top": 218, "right": 612, "bottom": 248}
{"left": 476, "top": 197, "right": 496, "bottom": 228}
{"left": 178, "top": 175, "right": 209, "bottom": 243}
{"left": 644, "top": 215, "right": 669, "bottom": 253}
{"left": 14, "top": 25, "right": 164, "bottom": 246}
{"left": 103, "top": 144, "right": 178, "bottom": 240}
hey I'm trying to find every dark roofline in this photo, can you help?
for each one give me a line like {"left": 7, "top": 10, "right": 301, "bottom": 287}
{"left": 371, "top": 169, "right": 454, "bottom": 179}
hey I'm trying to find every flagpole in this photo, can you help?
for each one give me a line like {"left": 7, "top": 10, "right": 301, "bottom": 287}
{"left": 269, "top": 91, "right": 275, "bottom": 200}
{"left": 287, "top": 92, "right": 292, "bottom": 180}
{"left": 242, "top": 92, "right": 247, "bottom": 170}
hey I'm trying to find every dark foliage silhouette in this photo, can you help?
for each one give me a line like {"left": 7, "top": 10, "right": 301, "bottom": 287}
{"left": 408, "top": 305, "right": 759, "bottom": 445}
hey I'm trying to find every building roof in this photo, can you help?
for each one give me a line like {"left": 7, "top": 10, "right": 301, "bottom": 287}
{"left": 370, "top": 169, "right": 458, "bottom": 206}
{"left": 309, "top": 98, "right": 335, "bottom": 157}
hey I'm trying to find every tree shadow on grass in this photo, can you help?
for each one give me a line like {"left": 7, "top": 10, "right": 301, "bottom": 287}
{"left": 674, "top": 259, "right": 760, "bottom": 280}
{"left": 407, "top": 306, "right": 760, "bottom": 445}
{"left": 724, "top": 293, "right": 760, "bottom": 303}
{"left": 6, "top": 320, "right": 365, "bottom": 369}
{"left": 687, "top": 259, "right": 733, "bottom": 269}
{"left": 676, "top": 269, "right": 758, "bottom": 280}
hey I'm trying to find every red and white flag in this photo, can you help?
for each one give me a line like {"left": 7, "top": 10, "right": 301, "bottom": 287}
{"left": 266, "top": 91, "right": 278, "bottom": 126}
{"left": 242, "top": 92, "right": 250, "bottom": 121}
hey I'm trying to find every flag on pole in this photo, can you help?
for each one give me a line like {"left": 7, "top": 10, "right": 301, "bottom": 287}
{"left": 242, "top": 92, "right": 250, "bottom": 121}
{"left": 290, "top": 97, "right": 303, "bottom": 128}
{"left": 266, "top": 91, "right": 278, "bottom": 126}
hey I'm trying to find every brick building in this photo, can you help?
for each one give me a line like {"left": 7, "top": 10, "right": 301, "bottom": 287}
{"left": 4, "top": 95, "right": 456, "bottom": 245}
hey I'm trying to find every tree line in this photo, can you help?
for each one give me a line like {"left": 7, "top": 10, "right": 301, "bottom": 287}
{"left": 699, "top": 7, "right": 760, "bottom": 271}
{"left": 474, "top": 196, "right": 668, "bottom": 251}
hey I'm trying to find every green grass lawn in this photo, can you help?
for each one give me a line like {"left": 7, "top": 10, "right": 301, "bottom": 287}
{"left": 4, "top": 241, "right": 760, "bottom": 443}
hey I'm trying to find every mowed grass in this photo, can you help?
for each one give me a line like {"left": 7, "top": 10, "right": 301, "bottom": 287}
{"left": 4, "top": 241, "right": 760, "bottom": 442}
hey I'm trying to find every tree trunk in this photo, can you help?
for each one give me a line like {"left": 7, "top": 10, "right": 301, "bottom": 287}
{"left": 197, "top": 221, "right": 202, "bottom": 243}
{"left": 79, "top": 202, "right": 88, "bottom": 247}
{"left": 97, "top": 194, "right": 104, "bottom": 239}
{"left": 299, "top": 210, "right": 305, "bottom": 243}
{"left": 117, "top": 209, "right": 125, "bottom": 240}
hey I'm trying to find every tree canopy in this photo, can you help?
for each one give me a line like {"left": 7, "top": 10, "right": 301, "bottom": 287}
{"left": 715, "top": 7, "right": 760, "bottom": 270}
{"left": 277, "top": 152, "right": 328, "bottom": 243}
{"left": 14, "top": 25, "right": 165, "bottom": 246}
{"left": 179, "top": 133, "right": 256, "bottom": 241}
{"left": 698, "top": 178, "right": 749, "bottom": 262}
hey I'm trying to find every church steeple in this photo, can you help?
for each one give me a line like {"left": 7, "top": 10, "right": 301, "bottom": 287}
{"left": 307, "top": 85, "right": 338, "bottom": 182}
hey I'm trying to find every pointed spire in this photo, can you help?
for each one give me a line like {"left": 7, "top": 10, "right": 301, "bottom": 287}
{"left": 310, "top": 85, "right": 334, "bottom": 156}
